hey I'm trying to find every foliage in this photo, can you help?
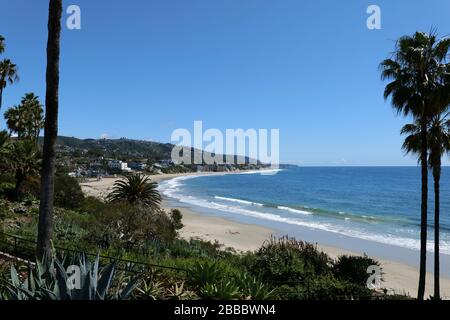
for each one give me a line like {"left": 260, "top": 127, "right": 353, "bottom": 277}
{"left": 169, "top": 209, "right": 184, "bottom": 230}
{"left": 54, "top": 173, "right": 85, "bottom": 209}
{"left": 333, "top": 255, "right": 381, "bottom": 287}
{"left": 4, "top": 93, "right": 44, "bottom": 141}
{"left": 0, "top": 254, "right": 140, "bottom": 300}
{"left": 0, "top": 59, "right": 19, "bottom": 106}
{"left": 106, "top": 174, "right": 162, "bottom": 209}
{"left": 276, "top": 275, "right": 372, "bottom": 300}
{"left": 188, "top": 261, "right": 224, "bottom": 287}
{"left": 247, "top": 237, "right": 331, "bottom": 283}
{"left": 199, "top": 280, "right": 241, "bottom": 300}
{"left": 235, "top": 272, "right": 275, "bottom": 300}
{"left": 5, "top": 140, "right": 41, "bottom": 200}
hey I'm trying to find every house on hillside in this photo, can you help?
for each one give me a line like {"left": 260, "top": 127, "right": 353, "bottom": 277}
{"left": 108, "top": 160, "right": 131, "bottom": 172}
{"left": 129, "top": 162, "right": 147, "bottom": 171}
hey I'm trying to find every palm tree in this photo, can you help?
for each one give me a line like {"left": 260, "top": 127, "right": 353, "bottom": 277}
{"left": 4, "top": 93, "right": 44, "bottom": 142}
{"left": 107, "top": 174, "right": 162, "bottom": 209}
{"left": 7, "top": 140, "right": 42, "bottom": 200}
{"left": 0, "top": 130, "right": 10, "bottom": 167}
{"left": 37, "top": 0, "right": 62, "bottom": 260}
{"left": 401, "top": 114, "right": 450, "bottom": 299}
{"left": 380, "top": 32, "right": 450, "bottom": 300}
{"left": 0, "top": 59, "right": 19, "bottom": 111}
{"left": 0, "top": 35, "right": 5, "bottom": 54}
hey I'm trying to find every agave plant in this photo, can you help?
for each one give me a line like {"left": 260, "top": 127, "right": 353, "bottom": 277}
{"left": 236, "top": 272, "right": 275, "bottom": 300}
{"left": 106, "top": 174, "right": 161, "bottom": 209}
{"left": 188, "top": 261, "right": 224, "bottom": 287}
{"left": 166, "top": 281, "right": 198, "bottom": 300}
{"left": 199, "top": 280, "right": 241, "bottom": 300}
{"left": 1, "top": 254, "right": 140, "bottom": 300}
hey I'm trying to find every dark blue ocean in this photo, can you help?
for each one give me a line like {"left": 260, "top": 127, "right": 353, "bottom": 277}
{"left": 160, "top": 166, "right": 450, "bottom": 255}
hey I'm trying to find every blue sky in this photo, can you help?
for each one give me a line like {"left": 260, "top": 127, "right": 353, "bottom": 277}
{"left": 1, "top": 0, "right": 450, "bottom": 165}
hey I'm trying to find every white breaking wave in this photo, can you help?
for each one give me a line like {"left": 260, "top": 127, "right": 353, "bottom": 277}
{"left": 277, "top": 206, "right": 312, "bottom": 215}
{"left": 214, "top": 196, "right": 264, "bottom": 207}
{"left": 159, "top": 176, "right": 450, "bottom": 255}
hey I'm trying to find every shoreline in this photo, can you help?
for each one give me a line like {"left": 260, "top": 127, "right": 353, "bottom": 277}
{"left": 81, "top": 171, "right": 450, "bottom": 298}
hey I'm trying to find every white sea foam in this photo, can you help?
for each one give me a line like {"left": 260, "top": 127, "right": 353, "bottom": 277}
{"left": 277, "top": 206, "right": 312, "bottom": 215}
{"left": 214, "top": 196, "right": 264, "bottom": 207}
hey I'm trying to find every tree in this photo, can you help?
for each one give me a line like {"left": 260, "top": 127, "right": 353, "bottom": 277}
{"left": 0, "top": 130, "right": 10, "bottom": 172}
{"left": 0, "top": 59, "right": 19, "bottom": 111}
{"left": 37, "top": 0, "right": 63, "bottom": 260}
{"left": 107, "top": 174, "right": 162, "bottom": 209}
{"left": 0, "top": 35, "right": 5, "bottom": 54}
{"left": 401, "top": 113, "right": 450, "bottom": 299}
{"left": 4, "top": 93, "right": 44, "bottom": 142}
{"left": 380, "top": 32, "right": 450, "bottom": 299}
{"left": 7, "top": 140, "right": 42, "bottom": 200}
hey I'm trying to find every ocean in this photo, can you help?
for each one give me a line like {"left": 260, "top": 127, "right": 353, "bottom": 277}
{"left": 159, "top": 166, "right": 450, "bottom": 264}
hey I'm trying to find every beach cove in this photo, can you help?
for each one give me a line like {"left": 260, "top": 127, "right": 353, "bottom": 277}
{"left": 81, "top": 169, "right": 450, "bottom": 298}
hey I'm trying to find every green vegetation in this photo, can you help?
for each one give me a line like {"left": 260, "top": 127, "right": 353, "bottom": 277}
{"left": 380, "top": 31, "right": 450, "bottom": 299}
{"left": 3, "top": 25, "right": 445, "bottom": 301}
{"left": 0, "top": 255, "right": 139, "bottom": 300}
{"left": 106, "top": 174, "right": 162, "bottom": 209}
{"left": 0, "top": 184, "right": 393, "bottom": 300}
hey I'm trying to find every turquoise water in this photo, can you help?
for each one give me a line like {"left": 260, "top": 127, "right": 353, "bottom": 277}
{"left": 160, "top": 166, "right": 450, "bottom": 255}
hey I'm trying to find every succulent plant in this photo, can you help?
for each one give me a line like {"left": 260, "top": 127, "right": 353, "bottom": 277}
{"left": 1, "top": 254, "right": 140, "bottom": 300}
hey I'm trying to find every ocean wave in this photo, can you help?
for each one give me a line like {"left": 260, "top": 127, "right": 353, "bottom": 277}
{"left": 277, "top": 206, "right": 313, "bottom": 215}
{"left": 214, "top": 196, "right": 264, "bottom": 207}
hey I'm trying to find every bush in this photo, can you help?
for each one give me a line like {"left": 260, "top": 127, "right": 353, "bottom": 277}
{"left": 277, "top": 275, "right": 372, "bottom": 300}
{"left": 247, "top": 237, "right": 332, "bottom": 283}
{"left": 0, "top": 182, "right": 15, "bottom": 199}
{"left": 169, "top": 209, "right": 184, "bottom": 230}
{"left": 333, "top": 254, "right": 381, "bottom": 287}
{"left": 82, "top": 203, "right": 181, "bottom": 250}
{"left": 54, "top": 173, "right": 85, "bottom": 209}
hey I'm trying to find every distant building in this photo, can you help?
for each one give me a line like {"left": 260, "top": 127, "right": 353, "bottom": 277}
{"left": 108, "top": 160, "right": 131, "bottom": 172}
{"left": 129, "top": 162, "right": 147, "bottom": 171}
{"left": 158, "top": 159, "right": 174, "bottom": 168}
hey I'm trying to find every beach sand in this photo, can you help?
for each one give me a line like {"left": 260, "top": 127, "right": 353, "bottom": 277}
{"left": 81, "top": 173, "right": 450, "bottom": 298}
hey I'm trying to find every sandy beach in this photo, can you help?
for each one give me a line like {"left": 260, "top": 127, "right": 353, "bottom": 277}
{"left": 81, "top": 173, "right": 450, "bottom": 298}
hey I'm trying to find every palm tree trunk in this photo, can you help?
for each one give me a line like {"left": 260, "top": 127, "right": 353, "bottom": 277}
{"left": 417, "top": 119, "right": 428, "bottom": 300}
{"left": 36, "top": 0, "right": 62, "bottom": 259}
{"left": 433, "top": 162, "right": 441, "bottom": 299}
{"left": 14, "top": 171, "right": 24, "bottom": 201}
{"left": 0, "top": 85, "right": 3, "bottom": 112}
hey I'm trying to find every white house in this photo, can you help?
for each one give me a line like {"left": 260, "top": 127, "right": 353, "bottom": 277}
{"left": 108, "top": 160, "right": 131, "bottom": 172}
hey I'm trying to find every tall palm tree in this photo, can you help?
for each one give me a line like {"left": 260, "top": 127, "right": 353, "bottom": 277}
{"left": 37, "top": 0, "right": 62, "bottom": 260}
{"left": 401, "top": 114, "right": 450, "bottom": 299}
{"left": 380, "top": 32, "right": 450, "bottom": 299}
{"left": 107, "top": 174, "right": 162, "bottom": 209}
{"left": 0, "top": 35, "right": 5, "bottom": 54}
{"left": 0, "top": 59, "right": 19, "bottom": 111}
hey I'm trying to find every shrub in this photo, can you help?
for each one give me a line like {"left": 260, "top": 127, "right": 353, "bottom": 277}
{"left": 248, "top": 237, "right": 331, "bottom": 284}
{"left": 188, "top": 261, "right": 224, "bottom": 287}
{"left": 54, "top": 173, "right": 85, "bottom": 209}
{"left": 169, "top": 209, "right": 184, "bottom": 230}
{"left": 276, "top": 275, "right": 372, "bottom": 300}
{"left": 0, "top": 182, "right": 15, "bottom": 199}
{"left": 333, "top": 254, "right": 382, "bottom": 287}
